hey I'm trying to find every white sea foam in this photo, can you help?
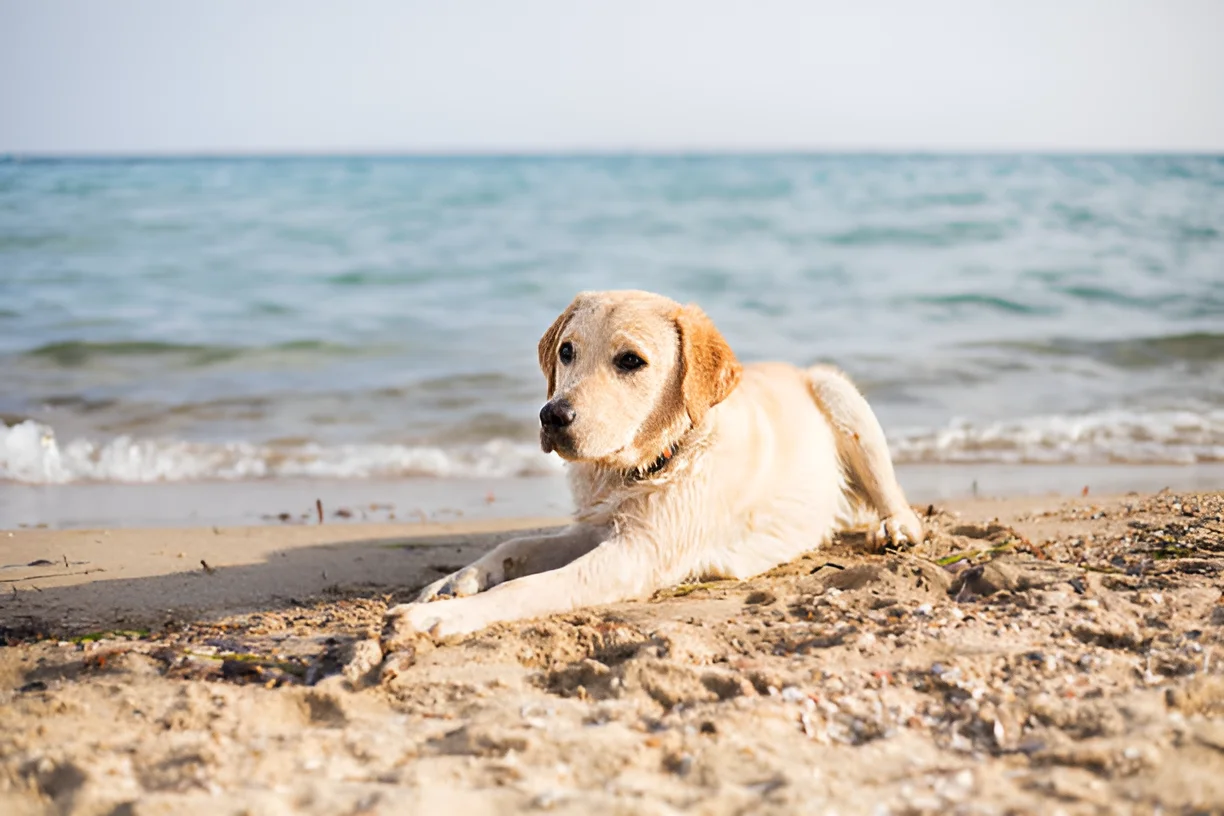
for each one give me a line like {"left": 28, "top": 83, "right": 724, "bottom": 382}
{"left": 889, "top": 409, "right": 1224, "bottom": 465}
{"left": 3, "top": 410, "right": 1223, "bottom": 485}
{"left": 0, "top": 420, "right": 564, "bottom": 485}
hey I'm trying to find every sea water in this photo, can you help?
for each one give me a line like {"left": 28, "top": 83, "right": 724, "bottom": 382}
{"left": 2, "top": 155, "right": 1222, "bottom": 522}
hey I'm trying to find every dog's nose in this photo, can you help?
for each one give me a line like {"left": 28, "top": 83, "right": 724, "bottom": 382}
{"left": 539, "top": 399, "right": 576, "bottom": 430}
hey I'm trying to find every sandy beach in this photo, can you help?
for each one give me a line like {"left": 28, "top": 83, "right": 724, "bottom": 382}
{"left": 2, "top": 489, "right": 1222, "bottom": 815}
{"left": 5, "top": 3, "right": 1223, "bottom": 813}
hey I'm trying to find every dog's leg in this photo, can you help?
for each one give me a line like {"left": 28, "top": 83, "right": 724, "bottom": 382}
{"left": 385, "top": 533, "right": 677, "bottom": 643}
{"left": 415, "top": 524, "right": 605, "bottom": 602}
{"left": 806, "top": 364, "right": 922, "bottom": 547}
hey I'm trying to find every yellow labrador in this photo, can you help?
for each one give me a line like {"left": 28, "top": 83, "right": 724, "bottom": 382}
{"left": 384, "top": 290, "right": 921, "bottom": 645}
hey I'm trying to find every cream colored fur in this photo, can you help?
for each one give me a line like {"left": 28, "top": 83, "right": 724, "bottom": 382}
{"left": 384, "top": 290, "right": 921, "bottom": 645}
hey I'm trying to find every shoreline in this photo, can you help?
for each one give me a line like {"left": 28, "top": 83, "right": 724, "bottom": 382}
{"left": 3, "top": 461, "right": 1223, "bottom": 531}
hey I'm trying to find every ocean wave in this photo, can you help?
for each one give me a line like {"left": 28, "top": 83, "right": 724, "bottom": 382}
{"left": 914, "top": 293, "right": 1052, "bottom": 315}
{"left": 889, "top": 409, "right": 1224, "bottom": 465}
{"left": 824, "top": 221, "right": 1009, "bottom": 247}
{"left": 982, "top": 332, "right": 1224, "bottom": 368}
{"left": 0, "top": 420, "right": 563, "bottom": 484}
{"left": 20, "top": 339, "right": 361, "bottom": 368}
{"left": 4, "top": 410, "right": 1223, "bottom": 485}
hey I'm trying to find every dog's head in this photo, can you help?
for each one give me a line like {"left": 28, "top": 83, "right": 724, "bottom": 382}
{"left": 536, "top": 290, "right": 742, "bottom": 472}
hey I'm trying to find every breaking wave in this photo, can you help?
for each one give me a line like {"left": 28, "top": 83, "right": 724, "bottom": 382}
{"left": 890, "top": 409, "right": 1224, "bottom": 465}
{"left": 0, "top": 420, "right": 562, "bottom": 484}
{"left": 4, "top": 408, "right": 1222, "bottom": 485}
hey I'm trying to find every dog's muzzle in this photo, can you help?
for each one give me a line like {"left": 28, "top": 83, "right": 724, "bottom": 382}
{"left": 538, "top": 399, "right": 576, "bottom": 454}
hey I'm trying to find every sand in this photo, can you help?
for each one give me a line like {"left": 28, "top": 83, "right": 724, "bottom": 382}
{"left": 2, "top": 491, "right": 1223, "bottom": 815}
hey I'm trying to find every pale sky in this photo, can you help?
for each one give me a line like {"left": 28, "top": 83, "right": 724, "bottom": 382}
{"left": 2, "top": 0, "right": 1222, "bottom": 154}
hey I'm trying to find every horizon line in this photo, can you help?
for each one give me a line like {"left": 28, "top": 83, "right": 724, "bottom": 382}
{"left": 4, "top": 146, "right": 1224, "bottom": 161}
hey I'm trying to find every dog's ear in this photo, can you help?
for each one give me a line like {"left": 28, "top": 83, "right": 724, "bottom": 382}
{"left": 537, "top": 296, "right": 584, "bottom": 398}
{"left": 674, "top": 303, "right": 741, "bottom": 427}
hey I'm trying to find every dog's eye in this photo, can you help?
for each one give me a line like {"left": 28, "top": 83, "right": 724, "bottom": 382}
{"left": 615, "top": 352, "right": 646, "bottom": 372}
{"left": 559, "top": 342, "right": 574, "bottom": 365}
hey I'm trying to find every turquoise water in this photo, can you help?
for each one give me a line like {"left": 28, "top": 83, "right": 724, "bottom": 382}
{"left": 2, "top": 154, "right": 1223, "bottom": 484}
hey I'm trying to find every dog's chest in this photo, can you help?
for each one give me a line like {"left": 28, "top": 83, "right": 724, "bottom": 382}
{"left": 683, "top": 499, "right": 840, "bottom": 582}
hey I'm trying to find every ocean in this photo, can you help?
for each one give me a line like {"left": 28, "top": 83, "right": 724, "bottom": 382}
{"left": 2, "top": 154, "right": 1223, "bottom": 526}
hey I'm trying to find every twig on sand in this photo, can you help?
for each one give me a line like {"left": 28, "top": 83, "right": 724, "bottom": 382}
{"left": 0, "top": 568, "right": 106, "bottom": 583}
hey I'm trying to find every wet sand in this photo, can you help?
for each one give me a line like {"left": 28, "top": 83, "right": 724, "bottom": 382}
{"left": 2, "top": 491, "right": 1223, "bottom": 814}
{"left": 5, "top": 462, "right": 1224, "bottom": 530}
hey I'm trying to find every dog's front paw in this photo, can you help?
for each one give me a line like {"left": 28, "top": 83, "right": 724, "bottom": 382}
{"left": 869, "top": 508, "right": 924, "bottom": 550}
{"left": 382, "top": 599, "right": 480, "bottom": 650}
{"left": 382, "top": 602, "right": 444, "bottom": 650}
{"left": 415, "top": 564, "right": 492, "bottom": 602}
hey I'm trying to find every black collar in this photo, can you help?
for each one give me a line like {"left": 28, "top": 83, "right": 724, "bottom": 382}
{"left": 628, "top": 442, "right": 682, "bottom": 482}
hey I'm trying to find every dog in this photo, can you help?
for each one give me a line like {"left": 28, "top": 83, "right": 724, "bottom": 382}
{"left": 383, "top": 290, "right": 921, "bottom": 646}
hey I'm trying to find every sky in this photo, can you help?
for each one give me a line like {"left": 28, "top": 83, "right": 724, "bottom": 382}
{"left": 2, "top": 0, "right": 1222, "bottom": 155}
